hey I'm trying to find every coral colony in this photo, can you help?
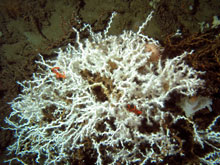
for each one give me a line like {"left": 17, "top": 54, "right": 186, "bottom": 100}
{"left": 4, "top": 11, "right": 220, "bottom": 164}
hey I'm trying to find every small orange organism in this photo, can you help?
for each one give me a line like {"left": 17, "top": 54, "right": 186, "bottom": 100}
{"left": 51, "top": 67, "right": 66, "bottom": 79}
{"left": 127, "top": 104, "right": 142, "bottom": 115}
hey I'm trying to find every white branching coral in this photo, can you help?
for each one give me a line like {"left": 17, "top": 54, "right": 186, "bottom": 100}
{"left": 4, "top": 11, "right": 216, "bottom": 164}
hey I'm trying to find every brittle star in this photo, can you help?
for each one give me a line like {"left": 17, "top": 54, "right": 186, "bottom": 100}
{"left": 127, "top": 104, "right": 142, "bottom": 115}
{"left": 51, "top": 67, "right": 66, "bottom": 79}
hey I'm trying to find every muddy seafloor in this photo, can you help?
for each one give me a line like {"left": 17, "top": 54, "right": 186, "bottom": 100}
{"left": 0, "top": 0, "right": 220, "bottom": 164}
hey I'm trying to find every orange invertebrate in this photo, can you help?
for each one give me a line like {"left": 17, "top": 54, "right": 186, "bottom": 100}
{"left": 51, "top": 67, "right": 66, "bottom": 79}
{"left": 127, "top": 104, "right": 142, "bottom": 115}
